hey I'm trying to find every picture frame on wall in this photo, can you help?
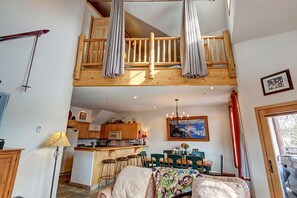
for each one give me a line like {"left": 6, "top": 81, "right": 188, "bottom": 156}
{"left": 0, "top": 92, "right": 10, "bottom": 126}
{"left": 79, "top": 111, "right": 87, "bottom": 120}
{"left": 261, "top": 69, "right": 294, "bottom": 96}
{"left": 167, "top": 116, "right": 210, "bottom": 141}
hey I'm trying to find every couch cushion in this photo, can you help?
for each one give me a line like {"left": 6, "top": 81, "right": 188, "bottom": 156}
{"left": 153, "top": 168, "right": 200, "bottom": 198}
{"left": 112, "top": 166, "right": 152, "bottom": 198}
{"left": 192, "top": 177, "right": 246, "bottom": 198}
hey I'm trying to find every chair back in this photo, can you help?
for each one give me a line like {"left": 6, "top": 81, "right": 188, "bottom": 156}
{"left": 192, "top": 151, "right": 205, "bottom": 158}
{"left": 220, "top": 154, "right": 223, "bottom": 175}
{"left": 151, "top": 154, "right": 164, "bottom": 167}
{"left": 186, "top": 155, "right": 204, "bottom": 171}
{"left": 138, "top": 151, "right": 147, "bottom": 167}
{"left": 167, "top": 154, "right": 183, "bottom": 168}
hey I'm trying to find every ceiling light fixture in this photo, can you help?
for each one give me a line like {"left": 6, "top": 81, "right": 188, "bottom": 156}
{"left": 209, "top": 87, "right": 215, "bottom": 90}
{"left": 166, "top": 99, "right": 189, "bottom": 122}
{"left": 102, "top": 100, "right": 107, "bottom": 103}
{"left": 153, "top": 106, "right": 157, "bottom": 109}
{"left": 133, "top": 96, "right": 138, "bottom": 100}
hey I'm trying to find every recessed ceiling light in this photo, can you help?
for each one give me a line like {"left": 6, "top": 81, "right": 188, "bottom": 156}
{"left": 133, "top": 96, "right": 138, "bottom": 100}
{"left": 209, "top": 87, "right": 215, "bottom": 90}
{"left": 153, "top": 106, "right": 157, "bottom": 109}
{"left": 102, "top": 100, "right": 107, "bottom": 103}
{"left": 212, "top": 101, "right": 217, "bottom": 104}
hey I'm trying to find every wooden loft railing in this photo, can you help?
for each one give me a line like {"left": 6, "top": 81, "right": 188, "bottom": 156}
{"left": 73, "top": 30, "right": 237, "bottom": 86}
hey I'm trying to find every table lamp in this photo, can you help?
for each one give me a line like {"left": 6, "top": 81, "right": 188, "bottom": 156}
{"left": 142, "top": 132, "right": 147, "bottom": 145}
{"left": 45, "top": 131, "right": 70, "bottom": 198}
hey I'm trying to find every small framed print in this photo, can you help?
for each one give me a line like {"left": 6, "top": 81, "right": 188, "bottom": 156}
{"left": 0, "top": 92, "right": 10, "bottom": 126}
{"left": 79, "top": 111, "right": 87, "bottom": 120}
{"left": 261, "top": 69, "right": 294, "bottom": 96}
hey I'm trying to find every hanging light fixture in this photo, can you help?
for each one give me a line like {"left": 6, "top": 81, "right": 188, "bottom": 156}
{"left": 166, "top": 99, "right": 189, "bottom": 122}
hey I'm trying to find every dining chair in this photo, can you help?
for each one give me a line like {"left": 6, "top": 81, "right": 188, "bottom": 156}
{"left": 167, "top": 154, "right": 183, "bottom": 168}
{"left": 186, "top": 155, "right": 205, "bottom": 173}
{"left": 163, "top": 150, "right": 173, "bottom": 167}
{"left": 150, "top": 154, "right": 165, "bottom": 167}
{"left": 138, "top": 151, "right": 148, "bottom": 167}
{"left": 191, "top": 150, "right": 205, "bottom": 159}
{"left": 209, "top": 154, "right": 235, "bottom": 177}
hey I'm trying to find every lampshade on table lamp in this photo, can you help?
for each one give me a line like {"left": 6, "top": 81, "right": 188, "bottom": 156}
{"left": 45, "top": 132, "right": 70, "bottom": 198}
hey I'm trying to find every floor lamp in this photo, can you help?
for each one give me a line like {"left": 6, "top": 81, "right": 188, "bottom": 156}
{"left": 45, "top": 131, "right": 70, "bottom": 198}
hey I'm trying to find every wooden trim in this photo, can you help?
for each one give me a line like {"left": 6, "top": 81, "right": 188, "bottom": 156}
{"left": 74, "top": 34, "right": 86, "bottom": 80}
{"left": 223, "top": 30, "right": 236, "bottom": 78}
{"left": 255, "top": 100, "right": 297, "bottom": 198}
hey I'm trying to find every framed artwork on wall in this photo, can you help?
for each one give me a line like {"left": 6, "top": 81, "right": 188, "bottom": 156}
{"left": 79, "top": 111, "right": 87, "bottom": 120}
{"left": 167, "top": 116, "right": 210, "bottom": 141}
{"left": 0, "top": 92, "right": 10, "bottom": 126}
{"left": 261, "top": 69, "right": 294, "bottom": 96}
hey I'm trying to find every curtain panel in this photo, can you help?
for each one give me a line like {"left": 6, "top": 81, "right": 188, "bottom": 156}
{"left": 229, "top": 91, "right": 251, "bottom": 180}
{"left": 102, "top": 0, "right": 125, "bottom": 78}
{"left": 180, "top": 0, "right": 207, "bottom": 78}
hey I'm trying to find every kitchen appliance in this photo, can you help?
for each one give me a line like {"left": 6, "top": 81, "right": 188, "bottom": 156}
{"left": 60, "top": 128, "right": 78, "bottom": 174}
{"left": 108, "top": 131, "right": 121, "bottom": 140}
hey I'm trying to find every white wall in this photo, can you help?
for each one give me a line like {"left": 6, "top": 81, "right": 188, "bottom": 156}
{"left": 117, "top": 105, "right": 237, "bottom": 173}
{"left": 234, "top": 29, "right": 297, "bottom": 197}
{"left": 0, "top": 0, "right": 85, "bottom": 197}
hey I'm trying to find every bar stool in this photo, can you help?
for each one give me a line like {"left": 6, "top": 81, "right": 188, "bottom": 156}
{"left": 127, "top": 154, "right": 138, "bottom": 166}
{"left": 100, "top": 159, "right": 116, "bottom": 186}
{"left": 115, "top": 156, "right": 129, "bottom": 176}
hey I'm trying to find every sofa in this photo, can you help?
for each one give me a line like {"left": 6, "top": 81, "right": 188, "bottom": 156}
{"left": 98, "top": 166, "right": 250, "bottom": 198}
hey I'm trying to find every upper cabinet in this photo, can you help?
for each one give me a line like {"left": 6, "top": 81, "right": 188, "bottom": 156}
{"left": 67, "top": 120, "right": 100, "bottom": 139}
{"left": 101, "top": 123, "right": 141, "bottom": 140}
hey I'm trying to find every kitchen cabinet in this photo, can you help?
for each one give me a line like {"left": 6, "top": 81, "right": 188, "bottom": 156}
{"left": 68, "top": 121, "right": 100, "bottom": 139}
{"left": 0, "top": 149, "right": 23, "bottom": 198}
{"left": 101, "top": 123, "right": 141, "bottom": 140}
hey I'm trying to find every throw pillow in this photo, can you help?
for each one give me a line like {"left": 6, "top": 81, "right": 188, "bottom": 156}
{"left": 112, "top": 166, "right": 152, "bottom": 198}
{"left": 152, "top": 168, "right": 200, "bottom": 198}
{"left": 192, "top": 177, "right": 245, "bottom": 198}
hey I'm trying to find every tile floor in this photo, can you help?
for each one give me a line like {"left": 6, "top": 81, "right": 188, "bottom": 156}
{"left": 56, "top": 174, "right": 104, "bottom": 198}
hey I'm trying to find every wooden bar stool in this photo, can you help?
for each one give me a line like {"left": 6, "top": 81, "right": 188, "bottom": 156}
{"left": 100, "top": 159, "right": 116, "bottom": 186}
{"left": 127, "top": 154, "right": 138, "bottom": 166}
{"left": 115, "top": 157, "right": 128, "bottom": 176}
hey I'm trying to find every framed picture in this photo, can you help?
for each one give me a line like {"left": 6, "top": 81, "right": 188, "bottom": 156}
{"left": 167, "top": 116, "right": 209, "bottom": 141}
{"left": 79, "top": 111, "right": 87, "bottom": 120}
{"left": 261, "top": 69, "right": 294, "bottom": 96}
{"left": 0, "top": 92, "right": 10, "bottom": 126}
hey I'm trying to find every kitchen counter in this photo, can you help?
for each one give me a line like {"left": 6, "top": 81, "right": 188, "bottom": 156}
{"left": 74, "top": 145, "right": 148, "bottom": 152}
{"left": 70, "top": 145, "right": 147, "bottom": 190}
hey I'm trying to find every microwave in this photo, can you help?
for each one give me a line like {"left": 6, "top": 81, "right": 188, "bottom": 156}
{"left": 108, "top": 131, "right": 122, "bottom": 140}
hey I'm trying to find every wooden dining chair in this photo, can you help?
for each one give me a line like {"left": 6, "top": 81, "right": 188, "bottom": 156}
{"left": 186, "top": 155, "right": 205, "bottom": 172}
{"left": 163, "top": 150, "right": 173, "bottom": 167}
{"left": 138, "top": 151, "right": 148, "bottom": 167}
{"left": 150, "top": 154, "right": 165, "bottom": 167}
{"left": 167, "top": 154, "right": 183, "bottom": 168}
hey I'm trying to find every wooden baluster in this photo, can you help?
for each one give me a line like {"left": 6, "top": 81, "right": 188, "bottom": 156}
{"left": 149, "top": 32, "right": 155, "bottom": 79}
{"left": 213, "top": 38, "right": 217, "bottom": 62}
{"left": 138, "top": 40, "right": 142, "bottom": 62}
{"left": 101, "top": 40, "right": 106, "bottom": 64}
{"left": 89, "top": 41, "right": 94, "bottom": 63}
{"left": 96, "top": 40, "right": 100, "bottom": 64}
{"left": 223, "top": 30, "right": 236, "bottom": 78}
{"left": 133, "top": 39, "right": 136, "bottom": 63}
{"left": 127, "top": 40, "right": 131, "bottom": 63}
{"left": 144, "top": 40, "right": 147, "bottom": 62}
{"left": 157, "top": 39, "right": 160, "bottom": 63}
{"left": 74, "top": 34, "right": 85, "bottom": 80}
{"left": 168, "top": 39, "right": 171, "bottom": 63}
{"left": 162, "top": 40, "right": 166, "bottom": 62}
{"left": 218, "top": 37, "right": 223, "bottom": 62}
{"left": 174, "top": 39, "right": 177, "bottom": 62}
{"left": 207, "top": 38, "right": 212, "bottom": 63}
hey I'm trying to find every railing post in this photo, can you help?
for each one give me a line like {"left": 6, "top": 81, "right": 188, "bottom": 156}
{"left": 74, "top": 34, "right": 85, "bottom": 80}
{"left": 149, "top": 32, "right": 155, "bottom": 79}
{"left": 223, "top": 30, "right": 236, "bottom": 78}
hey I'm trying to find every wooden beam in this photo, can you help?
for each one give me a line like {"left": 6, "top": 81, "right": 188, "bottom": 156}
{"left": 73, "top": 68, "right": 237, "bottom": 86}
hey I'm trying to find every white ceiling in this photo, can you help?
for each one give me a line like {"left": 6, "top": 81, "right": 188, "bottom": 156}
{"left": 232, "top": 0, "right": 297, "bottom": 43}
{"left": 71, "top": 86, "right": 235, "bottom": 113}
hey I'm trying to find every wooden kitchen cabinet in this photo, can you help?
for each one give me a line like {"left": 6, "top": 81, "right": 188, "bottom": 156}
{"left": 0, "top": 149, "right": 23, "bottom": 198}
{"left": 77, "top": 122, "right": 89, "bottom": 139}
{"left": 101, "top": 123, "right": 141, "bottom": 139}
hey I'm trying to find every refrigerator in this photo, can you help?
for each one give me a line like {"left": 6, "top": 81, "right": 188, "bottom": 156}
{"left": 60, "top": 128, "right": 78, "bottom": 174}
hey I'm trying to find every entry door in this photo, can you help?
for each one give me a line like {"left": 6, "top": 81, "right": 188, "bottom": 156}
{"left": 255, "top": 101, "right": 297, "bottom": 198}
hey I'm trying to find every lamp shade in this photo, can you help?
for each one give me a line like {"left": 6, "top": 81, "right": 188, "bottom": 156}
{"left": 45, "top": 132, "right": 71, "bottom": 147}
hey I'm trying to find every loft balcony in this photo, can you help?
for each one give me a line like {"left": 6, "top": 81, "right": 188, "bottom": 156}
{"left": 73, "top": 30, "right": 236, "bottom": 86}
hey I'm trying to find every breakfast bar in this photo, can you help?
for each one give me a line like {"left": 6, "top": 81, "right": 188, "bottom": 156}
{"left": 70, "top": 145, "right": 147, "bottom": 190}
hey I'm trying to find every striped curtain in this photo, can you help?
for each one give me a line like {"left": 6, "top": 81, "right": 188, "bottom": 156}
{"left": 102, "top": 0, "right": 125, "bottom": 78}
{"left": 229, "top": 90, "right": 251, "bottom": 180}
{"left": 180, "top": 0, "right": 207, "bottom": 78}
